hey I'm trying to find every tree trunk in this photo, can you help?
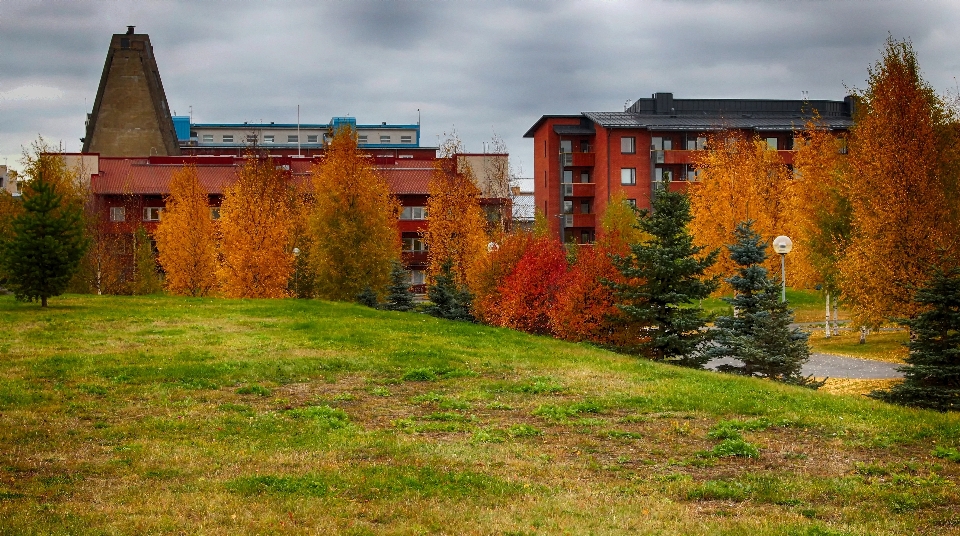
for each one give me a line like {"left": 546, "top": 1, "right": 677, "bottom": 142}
{"left": 859, "top": 325, "right": 867, "bottom": 344}
{"left": 41, "top": 296, "right": 47, "bottom": 307}
{"left": 825, "top": 293, "right": 831, "bottom": 338}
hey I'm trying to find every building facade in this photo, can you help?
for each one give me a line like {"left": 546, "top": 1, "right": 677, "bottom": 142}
{"left": 524, "top": 92, "right": 854, "bottom": 243}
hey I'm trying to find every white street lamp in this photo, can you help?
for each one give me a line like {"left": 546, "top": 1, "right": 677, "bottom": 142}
{"left": 772, "top": 235, "right": 793, "bottom": 303}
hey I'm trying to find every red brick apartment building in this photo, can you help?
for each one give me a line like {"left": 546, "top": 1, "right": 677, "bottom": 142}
{"left": 524, "top": 92, "right": 854, "bottom": 243}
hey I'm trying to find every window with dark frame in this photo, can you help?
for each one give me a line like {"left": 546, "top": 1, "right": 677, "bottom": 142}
{"left": 621, "top": 168, "right": 636, "bottom": 185}
{"left": 621, "top": 137, "right": 636, "bottom": 154}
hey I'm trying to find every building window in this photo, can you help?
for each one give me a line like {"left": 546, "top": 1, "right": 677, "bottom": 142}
{"left": 402, "top": 237, "right": 427, "bottom": 252}
{"left": 563, "top": 200, "right": 573, "bottom": 214}
{"left": 562, "top": 170, "right": 573, "bottom": 184}
{"left": 627, "top": 199, "right": 637, "bottom": 207}
{"left": 621, "top": 137, "right": 635, "bottom": 154}
{"left": 210, "top": 207, "right": 221, "bottom": 220}
{"left": 766, "top": 137, "right": 778, "bottom": 150}
{"left": 380, "top": 135, "right": 391, "bottom": 143}
{"left": 580, "top": 200, "right": 591, "bottom": 214}
{"left": 580, "top": 172, "right": 590, "bottom": 183}
{"left": 655, "top": 167, "right": 673, "bottom": 182}
{"left": 264, "top": 135, "right": 275, "bottom": 144}
{"left": 410, "top": 270, "right": 425, "bottom": 286}
{"left": 143, "top": 207, "right": 162, "bottom": 222}
{"left": 651, "top": 137, "right": 672, "bottom": 151}
{"left": 307, "top": 135, "right": 318, "bottom": 143}
{"left": 358, "top": 135, "right": 368, "bottom": 144}
{"left": 400, "top": 135, "right": 413, "bottom": 143}
{"left": 288, "top": 135, "right": 299, "bottom": 143}
{"left": 222, "top": 135, "right": 234, "bottom": 143}
{"left": 621, "top": 168, "right": 636, "bottom": 185}
{"left": 202, "top": 134, "right": 213, "bottom": 143}
{"left": 581, "top": 230, "right": 592, "bottom": 243}
{"left": 109, "top": 207, "right": 126, "bottom": 222}
{"left": 400, "top": 206, "right": 427, "bottom": 220}
{"left": 686, "top": 137, "right": 707, "bottom": 150}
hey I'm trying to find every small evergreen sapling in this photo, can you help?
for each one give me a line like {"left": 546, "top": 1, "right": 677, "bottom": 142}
{"left": 0, "top": 172, "right": 88, "bottom": 307}
{"left": 707, "top": 221, "right": 820, "bottom": 387}
{"left": 356, "top": 286, "right": 380, "bottom": 308}
{"left": 611, "top": 190, "right": 718, "bottom": 367}
{"left": 870, "top": 267, "right": 960, "bottom": 411}
{"left": 384, "top": 260, "right": 415, "bottom": 312}
{"left": 424, "top": 258, "right": 474, "bottom": 322}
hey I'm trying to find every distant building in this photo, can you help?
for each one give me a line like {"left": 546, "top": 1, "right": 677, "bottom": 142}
{"left": 82, "top": 27, "right": 180, "bottom": 157}
{"left": 524, "top": 92, "right": 854, "bottom": 243}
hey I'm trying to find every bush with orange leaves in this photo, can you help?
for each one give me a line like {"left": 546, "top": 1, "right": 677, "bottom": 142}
{"left": 494, "top": 235, "right": 568, "bottom": 335}
{"left": 467, "top": 229, "right": 533, "bottom": 325}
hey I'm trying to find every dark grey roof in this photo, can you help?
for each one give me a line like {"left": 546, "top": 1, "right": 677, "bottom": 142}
{"left": 582, "top": 111, "right": 852, "bottom": 132}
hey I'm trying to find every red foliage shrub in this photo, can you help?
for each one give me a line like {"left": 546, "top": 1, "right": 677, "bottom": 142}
{"left": 495, "top": 236, "right": 568, "bottom": 335}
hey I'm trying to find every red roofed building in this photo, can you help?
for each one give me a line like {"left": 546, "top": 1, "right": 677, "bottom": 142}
{"left": 67, "top": 151, "right": 508, "bottom": 292}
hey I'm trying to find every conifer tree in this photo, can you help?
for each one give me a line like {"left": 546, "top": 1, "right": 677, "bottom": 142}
{"left": 870, "top": 267, "right": 960, "bottom": 411}
{"left": 384, "top": 260, "right": 415, "bottom": 312}
{"left": 0, "top": 171, "right": 88, "bottom": 306}
{"left": 424, "top": 258, "right": 474, "bottom": 322}
{"left": 356, "top": 286, "right": 380, "bottom": 309}
{"left": 708, "top": 221, "right": 820, "bottom": 387}
{"left": 611, "top": 190, "right": 718, "bottom": 367}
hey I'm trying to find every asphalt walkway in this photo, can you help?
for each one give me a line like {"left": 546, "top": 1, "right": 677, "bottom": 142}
{"left": 706, "top": 353, "right": 904, "bottom": 379}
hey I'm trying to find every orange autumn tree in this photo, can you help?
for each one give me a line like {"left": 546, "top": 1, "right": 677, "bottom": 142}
{"left": 424, "top": 135, "right": 489, "bottom": 285}
{"left": 155, "top": 165, "right": 218, "bottom": 296}
{"left": 310, "top": 127, "right": 400, "bottom": 301}
{"left": 839, "top": 37, "right": 960, "bottom": 325}
{"left": 218, "top": 155, "right": 295, "bottom": 298}
{"left": 495, "top": 234, "right": 568, "bottom": 335}
{"left": 784, "top": 117, "right": 851, "bottom": 299}
{"left": 689, "top": 132, "right": 791, "bottom": 290}
{"left": 467, "top": 227, "right": 533, "bottom": 325}
{"left": 550, "top": 194, "right": 638, "bottom": 344}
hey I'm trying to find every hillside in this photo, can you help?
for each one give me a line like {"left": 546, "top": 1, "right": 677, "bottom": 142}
{"left": 1, "top": 294, "right": 958, "bottom": 535}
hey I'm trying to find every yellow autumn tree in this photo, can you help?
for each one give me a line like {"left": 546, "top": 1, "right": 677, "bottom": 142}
{"left": 783, "top": 117, "right": 851, "bottom": 295}
{"left": 424, "top": 135, "right": 489, "bottom": 285}
{"left": 310, "top": 127, "right": 400, "bottom": 301}
{"left": 689, "top": 132, "right": 791, "bottom": 290}
{"left": 839, "top": 37, "right": 960, "bottom": 325}
{"left": 155, "top": 165, "right": 218, "bottom": 296}
{"left": 218, "top": 156, "right": 295, "bottom": 298}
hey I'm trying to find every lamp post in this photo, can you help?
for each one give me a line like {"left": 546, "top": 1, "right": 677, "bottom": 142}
{"left": 292, "top": 247, "right": 300, "bottom": 298}
{"left": 772, "top": 235, "right": 792, "bottom": 303}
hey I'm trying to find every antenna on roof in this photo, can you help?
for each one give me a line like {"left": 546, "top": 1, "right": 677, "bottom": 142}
{"left": 801, "top": 90, "right": 809, "bottom": 101}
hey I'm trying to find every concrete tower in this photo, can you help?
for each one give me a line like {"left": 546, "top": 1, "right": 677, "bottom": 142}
{"left": 82, "top": 26, "right": 181, "bottom": 156}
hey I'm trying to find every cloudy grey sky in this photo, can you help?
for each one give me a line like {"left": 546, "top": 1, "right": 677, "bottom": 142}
{"left": 2, "top": 0, "right": 960, "bottom": 176}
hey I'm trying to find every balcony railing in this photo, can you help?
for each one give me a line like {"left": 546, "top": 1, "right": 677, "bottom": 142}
{"left": 563, "top": 213, "right": 596, "bottom": 228}
{"left": 562, "top": 182, "right": 595, "bottom": 198}
{"left": 560, "top": 152, "right": 596, "bottom": 167}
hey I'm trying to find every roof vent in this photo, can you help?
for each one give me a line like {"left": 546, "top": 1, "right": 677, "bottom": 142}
{"left": 126, "top": 26, "right": 135, "bottom": 35}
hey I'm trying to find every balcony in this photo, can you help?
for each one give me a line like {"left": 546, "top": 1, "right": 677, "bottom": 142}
{"left": 562, "top": 182, "right": 595, "bottom": 198}
{"left": 560, "top": 152, "right": 596, "bottom": 167}
{"left": 563, "top": 213, "right": 596, "bottom": 228}
{"left": 654, "top": 149, "right": 795, "bottom": 165}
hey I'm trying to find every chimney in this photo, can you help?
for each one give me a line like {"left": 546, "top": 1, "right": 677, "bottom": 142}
{"left": 126, "top": 26, "right": 135, "bottom": 35}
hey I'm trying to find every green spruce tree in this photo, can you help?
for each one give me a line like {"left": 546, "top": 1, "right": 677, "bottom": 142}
{"left": 383, "top": 260, "right": 415, "bottom": 312}
{"left": 708, "top": 221, "right": 820, "bottom": 387}
{"left": 424, "top": 258, "right": 474, "bottom": 322}
{"left": 870, "top": 267, "right": 960, "bottom": 411}
{"left": 356, "top": 286, "right": 380, "bottom": 309}
{"left": 611, "top": 190, "right": 718, "bottom": 367}
{"left": 0, "top": 172, "right": 88, "bottom": 307}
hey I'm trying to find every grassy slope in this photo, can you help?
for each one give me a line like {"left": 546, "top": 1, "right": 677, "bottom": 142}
{"left": 1, "top": 295, "right": 958, "bottom": 535}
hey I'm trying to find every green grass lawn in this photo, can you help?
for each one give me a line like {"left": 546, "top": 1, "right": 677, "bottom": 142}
{"left": 702, "top": 288, "right": 847, "bottom": 324}
{"left": 1, "top": 294, "right": 958, "bottom": 535}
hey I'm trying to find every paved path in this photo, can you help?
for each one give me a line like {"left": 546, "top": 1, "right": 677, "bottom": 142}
{"left": 706, "top": 353, "right": 904, "bottom": 379}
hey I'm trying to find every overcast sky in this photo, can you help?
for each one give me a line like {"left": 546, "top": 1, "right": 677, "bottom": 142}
{"left": 2, "top": 0, "right": 960, "bottom": 176}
